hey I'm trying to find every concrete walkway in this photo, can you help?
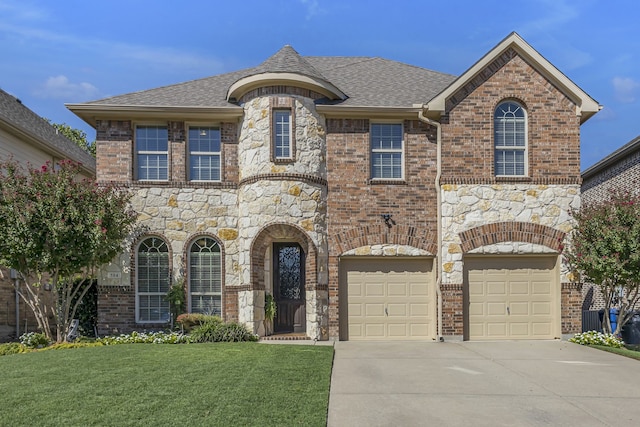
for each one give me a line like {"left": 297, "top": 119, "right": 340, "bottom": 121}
{"left": 328, "top": 340, "right": 640, "bottom": 426}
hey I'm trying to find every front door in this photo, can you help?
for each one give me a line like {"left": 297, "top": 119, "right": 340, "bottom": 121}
{"left": 273, "top": 243, "right": 306, "bottom": 333}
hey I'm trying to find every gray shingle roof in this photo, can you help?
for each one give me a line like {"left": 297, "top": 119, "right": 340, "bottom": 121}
{"left": 582, "top": 134, "right": 640, "bottom": 179}
{"left": 0, "top": 88, "right": 96, "bottom": 171}
{"left": 80, "top": 47, "right": 456, "bottom": 109}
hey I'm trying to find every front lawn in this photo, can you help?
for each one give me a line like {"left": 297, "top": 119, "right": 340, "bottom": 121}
{"left": 0, "top": 343, "right": 334, "bottom": 426}
{"left": 590, "top": 344, "right": 640, "bottom": 361}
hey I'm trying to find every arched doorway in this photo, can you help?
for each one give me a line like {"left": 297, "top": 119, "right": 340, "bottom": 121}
{"left": 251, "top": 223, "right": 317, "bottom": 336}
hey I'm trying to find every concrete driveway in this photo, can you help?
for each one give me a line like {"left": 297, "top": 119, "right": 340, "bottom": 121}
{"left": 328, "top": 340, "right": 640, "bottom": 426}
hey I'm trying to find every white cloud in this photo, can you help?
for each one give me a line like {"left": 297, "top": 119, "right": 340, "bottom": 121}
{"left": 299, "top": 0, "right": 322, "bottom": 20}
{"left": 613, "top": 77, "right": 640, "bottom": 103}
{"left": 34, "top": 75, "right": 100, "bottom": 101}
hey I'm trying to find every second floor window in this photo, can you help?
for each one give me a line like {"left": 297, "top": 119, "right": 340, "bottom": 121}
{"left": 274, "top": 110, "right": 292, "bottom": 159}
{"left": 189, "top": 127, "right": 221, "bottom": 181}
{"left": 494, "top": 101, "right": 527, "bottom": 176}
{"left": 136, "top": 126, "right": 168, "bottom": 180}
{"left": 371, "top": 123, "right": 403, "bottom": 179}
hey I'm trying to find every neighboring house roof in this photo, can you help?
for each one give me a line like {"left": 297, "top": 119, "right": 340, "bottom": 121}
{"left": 581, "top": 134, "right": 640, "bottom": 180}
{"left": 425, "top": 32, "right": 601, "bottom": 124}
{"left": 0, "top": 88, "right": 96, "bottom": 174}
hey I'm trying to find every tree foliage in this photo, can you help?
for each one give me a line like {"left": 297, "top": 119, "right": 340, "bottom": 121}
{"left": 565, "top": 191, "right": 640, "bottom": 335}
{"left": 46, "top": 120, "right": 96, "bottom": 158}
{"left": 0, "top": 158, "right": 137, "bottom": 342}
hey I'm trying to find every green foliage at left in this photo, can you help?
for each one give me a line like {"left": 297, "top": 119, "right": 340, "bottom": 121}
{"left": 46, "top": 120, "right": 96, "bottom": 157}
{"left": 0, "top": 158, "right": 137, "bottom": 342}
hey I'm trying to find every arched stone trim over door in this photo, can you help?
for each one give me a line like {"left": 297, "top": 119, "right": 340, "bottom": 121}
{"left": 250, "top": 223, "right": 318, "bottom": 335}
{"left": 459, "top": 221, "right": 565, "bottom": 253}
{"left": 332, "top": 224, "right": 437, "bottom": 256}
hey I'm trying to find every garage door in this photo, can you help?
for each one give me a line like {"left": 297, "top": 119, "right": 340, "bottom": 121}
{"left": 466, "top": 256, "right": 560, "bottom": 340}
{"left": 343, "top": 258, "right": 435, "bottom": 340}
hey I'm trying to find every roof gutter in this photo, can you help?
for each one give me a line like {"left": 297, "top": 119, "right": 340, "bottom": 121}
{"left": 417, "top": 106, "right": 444, "bottom": 342}
{"left": 65, "top": 104, "right": 245, "bottom": 128}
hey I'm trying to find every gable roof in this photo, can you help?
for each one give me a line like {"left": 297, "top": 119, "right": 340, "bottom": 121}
{"left": 0, "top": 88, "right": 96, "bottom": 174}
{"left": 582, "top": 134, "right": 640, "bottom": 179}
{"left": 425, "top": 32, "right": 601, "bottom": 124}
{"left": 67, "top": 49, "right": 456, "bottom": 126}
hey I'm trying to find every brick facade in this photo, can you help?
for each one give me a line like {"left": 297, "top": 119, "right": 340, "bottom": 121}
{"left": 441, "top": 49, "right": 581, "bottom": 185}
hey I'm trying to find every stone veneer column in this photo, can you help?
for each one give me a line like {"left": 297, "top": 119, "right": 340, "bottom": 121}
{"left": 236, "top": 94, "right": 329, "bottom": 338}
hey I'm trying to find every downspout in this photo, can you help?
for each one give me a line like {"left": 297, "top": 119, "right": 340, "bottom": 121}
{"left": 417, "top": 108, "right": 443, "bottom": 341}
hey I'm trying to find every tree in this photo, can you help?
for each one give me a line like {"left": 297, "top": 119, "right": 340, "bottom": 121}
{"left": 565, "top": 191, "right": 640, "bottom": 335}
{"left": 46, "top": 120, "right": 96, "bottom": 158}
{"left": 0, "top": 158, "right": 137, "bottom": 342}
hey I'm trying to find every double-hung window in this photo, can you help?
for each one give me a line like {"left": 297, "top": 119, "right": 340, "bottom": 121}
{"left": 273, "top": 110, "right": 292, "bottom": 159}
{"left": 136, "top": 126, "right": 168, "bottom": 180}
{"left": 494, "top": 101, "right": 527, "bottom": 176}
{"left": 189, "top": 237, "right": 222, "bottom": 316}
{"left": 189, "top": 126, "right": 221, "bottom": 181}
{"left": 136, "top": 237, "right": 170, "bottom": 323}
{"left": 371, "top": 123, "right": 403, "bottom": 179}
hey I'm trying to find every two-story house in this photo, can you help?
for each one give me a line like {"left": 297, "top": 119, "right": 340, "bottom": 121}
{"left": 68, "top": 32, "right": 599, "bottom": 341}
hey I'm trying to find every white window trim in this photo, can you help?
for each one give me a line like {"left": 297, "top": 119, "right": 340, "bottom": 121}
{"left": 135, "top": 237, "right": 171, "bottom": 324}
{"left": 273, "top": 110, "right": 293, "bottom": 160}
{"left": 370, "top": 122, "right": 405, "bottom": 180}
{"left": 135, "top": 124, "right": 169, "bottom": 182}
{"left": 494, "top": 102, "right": 528, "bottom": 177}
{"left": 187, "top": 125, "right": 222, "bottom": 182}
{"left": 187, "top": 238, "right": 222, "bottom": 316}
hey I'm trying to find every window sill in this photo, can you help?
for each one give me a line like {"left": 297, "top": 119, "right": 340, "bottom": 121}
{"left": 368, "top": 179, "right": 407, "bottom": 185}
{"left": 495, "top": 175, "right": 531, "bottom": 182}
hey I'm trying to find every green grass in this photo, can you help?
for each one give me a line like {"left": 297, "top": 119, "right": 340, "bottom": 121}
{"left": 0, "top": 343, "right": 334, "bottom": 426}
{"left": 590, "top": 344, "right": 640, "bottom": 361}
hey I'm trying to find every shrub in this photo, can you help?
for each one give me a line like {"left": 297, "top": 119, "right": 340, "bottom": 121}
{"left": 39, "top": 342, "right": 105, "bottom": 351}
{"left": 20, "top": 332, "right": 51, "bottom": 349}
{"left": 97, "top": 331, "right": 189, "bottom": 345}
{"left": 0, "top": 342, "right": 30, "bottom": 356}
{"left": 176, "top": 313, "right": 219, "bottom": 333}
{"left": 569, "top": 331, "right": 625, "bottom": 348}
{"left": 189, "top": 319, "right": 257, "bottom": 343}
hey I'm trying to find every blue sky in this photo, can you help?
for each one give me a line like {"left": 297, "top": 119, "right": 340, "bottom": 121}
{"left": 1, "top": 0, "right": 638, "bottom": 169}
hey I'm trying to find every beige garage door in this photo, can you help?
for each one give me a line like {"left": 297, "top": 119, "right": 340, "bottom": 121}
{"left": 343, "top": 258, "right": 435, "bottom": 340}
{"left": 466, "top": 256, "right": 560, "bottom": 340}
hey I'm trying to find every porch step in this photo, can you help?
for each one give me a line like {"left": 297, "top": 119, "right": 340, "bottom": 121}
{"left": 261, "top": 333, "right": 310, "bottom": 341}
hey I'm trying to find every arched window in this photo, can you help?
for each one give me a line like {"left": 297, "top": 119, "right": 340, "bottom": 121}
{"left": 494, "top": 101, "right": 527, "bottom": 176}
{"left": 189, "top": 237, "right": 222, "bottom": 316}
{"left": 136, "top": 237, "right": 170, "bottom": 322}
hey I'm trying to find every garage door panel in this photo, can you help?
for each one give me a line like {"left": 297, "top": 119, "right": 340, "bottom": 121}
{"left": 387, "top": 304, "right": 406, "bottom": 316}
{"left": 509, "top": 302, "right": 529, "bottom": 315}
{"left": 532, "top": 302, "right": 551, "bottom": 315}
{"left": 487, "top": 281, "right": 507, "bottom": 295}
{"left": 344, "top": 259, "right": 434, "bottom": 340}
{"left": 467, "top": 256, "right": 558, "bottom": 340}
{"left": 486, "top": 323, "right": 507, "bottom": 337}
{"left": 365, "top": 303, "right": 385, "bottom": 316}
{"left": 364, "top": 324, "right": 385, "bottom": 338}
{"left": 487, "top": 302, "right": 507, "bottom": 315}
{"left": 509, "top": 281, "right": 529, "bottom": 294}
{"left": 410, "top": 303, "right": 429, "bottom": 316}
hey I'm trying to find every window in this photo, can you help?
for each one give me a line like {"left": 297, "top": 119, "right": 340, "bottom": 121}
{"left": 136, "top": 126, "right": 168, "bottom": 180}
{"left": 494, "top": 101, "right": 527, "bottom": 176}
{"left": 136, "top": 237, "right": 170, "bottom": 322}
{"left": 189, "top": 126, "right": 221, "bottom": 181}
{"left": 371, "top": 123, "right": 403, "bottom": 179}
{"left": 273, "top": 110, "right": 292, "bottom": 159}
{"left": 189, "top": 237, "right": 222, "bottom": 316}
